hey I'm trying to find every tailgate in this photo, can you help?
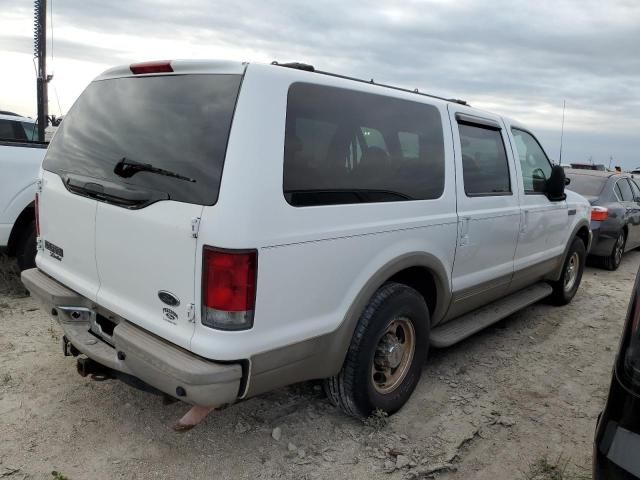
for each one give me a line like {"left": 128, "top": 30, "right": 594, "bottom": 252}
{"left": 95, "top": 201, "right": 202, "bottom": 349}
{"left": 38, "top": 171, "right": 100, "bottom": 301}
{"left": 39, "top": 65, "right": 243, "bottom": 349}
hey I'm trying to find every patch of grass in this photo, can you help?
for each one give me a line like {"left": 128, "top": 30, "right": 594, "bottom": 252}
{"left": 51, "top": 471, "right": 70, "bottom": 480}
{"left": 363, "top": 408, "right": 389, "bottom": 430}
{"left": 524, "top": 455, "right": 590, "bottom": 480}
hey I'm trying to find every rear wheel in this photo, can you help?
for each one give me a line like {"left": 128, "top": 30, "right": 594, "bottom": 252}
{"left": 601, "top": 230, "right": 626, "bottom": 271}
{"left": 324, "top": 282, "right": 429, "bottom": 418}
{"left": 15, "top": 220, "right": 37, "bottom": 271}
{"left": 550, "top": 237, "right": 586, "bottom": 305}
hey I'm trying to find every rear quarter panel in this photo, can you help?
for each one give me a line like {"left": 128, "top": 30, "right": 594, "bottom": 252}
{"left": 0, "top": 143, "right": 45, "bottom": 245}
{"left": 190, "top": 64, "right": 458, "bottom": 361}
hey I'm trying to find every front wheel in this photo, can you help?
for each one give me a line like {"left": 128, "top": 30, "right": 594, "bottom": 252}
{"left": 324, "top": 282, "right": 429, "bottom": 418}
{"left": 550, "top": 237, "right": 586, "bottom": 305}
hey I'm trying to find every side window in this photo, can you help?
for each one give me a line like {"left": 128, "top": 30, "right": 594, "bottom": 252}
{"left": 0, "top": 120, "right": 16, "bottom": 140}
{"left": 618, "top": 179, "right": 634, "bottom": 202}
{"left": 21, "top": 122, "right": 36, "bottom": 141}
{"left": 458, "top": 123, "right": 511, "bottom": 196}
{"left": 398, "top": 132, "right": 420, "bottom": 160}
{"left": 0, "top": 120, "right": 29, "bottom": 142}
{"left": 511, "top": 128, "right": 552, "bottom": 193}
{"left": 630, "top": 179, "right": 640, "bottom": 200}
{"left": 283, "top": 82, "right": 445, "bottom": 206}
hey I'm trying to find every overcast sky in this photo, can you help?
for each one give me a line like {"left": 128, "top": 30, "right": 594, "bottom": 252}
{"left": 2, "top": 0, "right": 639, "bottom": 167}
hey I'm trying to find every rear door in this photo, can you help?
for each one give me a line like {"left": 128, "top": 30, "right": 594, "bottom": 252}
{"left": 41, "top": 68, "right": 243, "bottom": 349}
{"left": 446, "top": 106, "right": 521, "bottom": 319}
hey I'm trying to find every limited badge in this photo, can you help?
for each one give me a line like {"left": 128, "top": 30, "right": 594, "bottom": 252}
{"left": 162, "top": 307, "right": 178, "bottom": 325}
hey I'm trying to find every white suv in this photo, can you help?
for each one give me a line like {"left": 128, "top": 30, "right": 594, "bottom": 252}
{"left": 22, "top": 60, "right": 591, "bottom": 418}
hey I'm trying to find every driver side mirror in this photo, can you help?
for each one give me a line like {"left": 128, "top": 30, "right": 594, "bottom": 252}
{"left": 546, "top": 165, "right": 567, "bottom": 202}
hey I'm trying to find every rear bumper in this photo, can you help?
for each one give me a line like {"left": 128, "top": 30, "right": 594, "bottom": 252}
{"left": 21, "top": 268, "right": 242, "bottom": 407}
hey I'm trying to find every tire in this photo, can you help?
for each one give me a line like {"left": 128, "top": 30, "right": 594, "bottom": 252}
{"left": 549, "top": 237, "right": 586, "bottom": 305}
{"left": 324, "top": 282, "right": 429, "bottom": 418}
{"left": 15, "top": 220, "right": 37, "bottom": 271}
{"left": 601, "top": 230, "right": 626, "bottom": 271}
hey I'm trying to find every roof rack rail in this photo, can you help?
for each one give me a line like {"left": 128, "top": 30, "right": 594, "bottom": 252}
{"left": 271, "top": 61, "right": 315, "bottom": 72}
{"left": 270, "top": 61, "right": 469, "bottom": 106}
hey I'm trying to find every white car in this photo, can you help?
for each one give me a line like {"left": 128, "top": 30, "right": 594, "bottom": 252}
{"left": 22, "top": 60, "right": 591, "bottom": 421}
{"left": 0, "top": 113, "right": 47, "bottom": 269}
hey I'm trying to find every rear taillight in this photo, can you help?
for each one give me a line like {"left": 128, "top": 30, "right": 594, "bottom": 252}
{"left": 129, "top": 61, "right": 173, "bottom": 75}
{"left": 591, "top": 206, "right": 609, "bottom": 221}
{"left": 202, "top": 248, "right": 257, "bottom": 331}
{"left": 35, "top": 192, "right": 40, "bottom": 236}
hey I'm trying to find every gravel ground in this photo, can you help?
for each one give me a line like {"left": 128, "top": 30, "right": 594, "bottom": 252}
{"left": 1, "top": 251, "right": 638, "bottom": 480}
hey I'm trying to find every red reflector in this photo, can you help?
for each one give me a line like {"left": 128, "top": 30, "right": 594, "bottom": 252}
{"left": 591, "top": 206, "right": 609, "bottom": 222}
{"left": 35, "top": 192, "right": 40, "bottom": 236}
{"left": 129, "top": 61, "right": 173, "bottom": 75}
{"left": 203, "top": 248, "right": 257, "bottom": 312}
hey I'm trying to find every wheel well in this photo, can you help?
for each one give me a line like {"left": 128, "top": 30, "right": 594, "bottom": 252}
{"left": 576, "top": 225, "right": 590, "bottom": 250}
{"left": 623, "top": 224, "right": 629, "bottom": 238}
{"left": 387, "top": 266, "right": 437, "bottom": 317}
{"left": 7, "top": 203, "right": 35, "bottom": 256}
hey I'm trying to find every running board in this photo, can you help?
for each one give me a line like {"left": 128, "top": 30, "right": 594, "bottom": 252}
{"left": 430, "top": 283, "right": 552, "bottom": 348}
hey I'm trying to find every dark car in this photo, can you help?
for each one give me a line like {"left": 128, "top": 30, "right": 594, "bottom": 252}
{"left": 594, "top": 265, "right": 640, "bottom": 479}
{"left": 565, "top": 169, "right": 640, "bottom": 270}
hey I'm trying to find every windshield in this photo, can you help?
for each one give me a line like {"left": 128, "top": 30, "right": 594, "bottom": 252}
{"left": 565, "top": 173, "right": 607, "bottom": 197}
{"left": 43, "top": 74, "right": 242, "bottom": 206}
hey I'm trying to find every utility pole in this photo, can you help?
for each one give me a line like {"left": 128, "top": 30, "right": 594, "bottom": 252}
{"left": 34, "top": 0, "right": 50, "bottom": 142}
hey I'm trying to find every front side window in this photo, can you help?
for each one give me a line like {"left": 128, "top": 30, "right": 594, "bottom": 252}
{"left": 0, "top": 120, "right": 28, "bottom": 142}
{"left": 459, "top": 123, "right": 511, "bottom": 196}
{"left": 283, "top": 82, "right": 445, "bottom": 206}
{"left": 617, "top": 178, "right": 634, "bottom": 202}
{"left": 511, "top": 128, "right": 552, "bottom": 193}
{"left": 21, "top": 122, "right": 36, "bottom": 141}
{"left": 0, "top": 120, "right": 14, "bottom": 140}
{"left": 630, "top": 179, "right": 640, "bottom": 200}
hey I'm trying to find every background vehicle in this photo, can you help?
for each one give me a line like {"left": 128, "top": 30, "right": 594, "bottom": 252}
{"left": 566, "top": 168, "right": 640, "bottom": 270}
{"left": 0, "top": 113, "right": 47, "bottom": 270}
{"left": 594, "top": 265, "right": 640, "bottom": 480}
{"left": 22, "top": 60, "right": 590, "bottom": 421}
{"left": 571, "top": 163, "right": 607, "bottom": 171}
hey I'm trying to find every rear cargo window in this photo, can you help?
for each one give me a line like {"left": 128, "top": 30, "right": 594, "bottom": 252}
{"left": 43, "top": 74, "right": 242, "bottom": 206}
{"left": 283, "top": 82, "right": 445, "bottom": 206}
{"left": 564, "top": 174, "right": 606, "bottom": 197}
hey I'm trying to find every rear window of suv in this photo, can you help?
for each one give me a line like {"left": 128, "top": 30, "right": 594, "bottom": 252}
{"left": 43, "top": 74, "right": 242, "bottom": 206}
{"left": 283, "top": 82, "right": 445, "bottom": 206}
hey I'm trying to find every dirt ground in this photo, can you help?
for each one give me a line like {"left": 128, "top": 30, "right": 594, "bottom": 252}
{"left": 1, "top": 251, "right": 638, "bottom": 480}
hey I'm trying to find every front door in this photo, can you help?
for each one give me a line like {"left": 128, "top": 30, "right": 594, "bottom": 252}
{"left": 446, "top": 106, "right": 521, "bottom": 320}
{"left": 617, "top": 178, "right": 640, "bottom": 249}
{"left": 506, "top": 127, "right": 568, "bottom": 290}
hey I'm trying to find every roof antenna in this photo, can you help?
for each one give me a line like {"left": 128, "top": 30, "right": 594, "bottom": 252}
{"left": 559, "top": 100, "right": 566, "bottom": 165}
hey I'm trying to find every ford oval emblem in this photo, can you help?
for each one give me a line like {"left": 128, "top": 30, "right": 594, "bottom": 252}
{"left": 158, "top": 290, "right": 180, "bottom": 307}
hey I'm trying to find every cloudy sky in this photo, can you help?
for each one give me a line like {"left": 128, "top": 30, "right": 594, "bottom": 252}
{"left": 2, "top": 0, "right": 639, "bottom": 167}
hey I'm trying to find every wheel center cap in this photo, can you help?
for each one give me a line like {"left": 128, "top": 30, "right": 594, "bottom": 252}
{"left": 376, "top": 336, "right": 403, "bottom": 369}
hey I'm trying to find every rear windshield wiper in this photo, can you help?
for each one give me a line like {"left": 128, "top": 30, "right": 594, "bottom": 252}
{"left": 114, "top": 157, "right": 196, "bottom": 183}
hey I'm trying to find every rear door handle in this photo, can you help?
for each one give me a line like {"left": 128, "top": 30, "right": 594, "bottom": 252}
{"left": 568, "top": 208, "right": 576, "bottom": 216}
